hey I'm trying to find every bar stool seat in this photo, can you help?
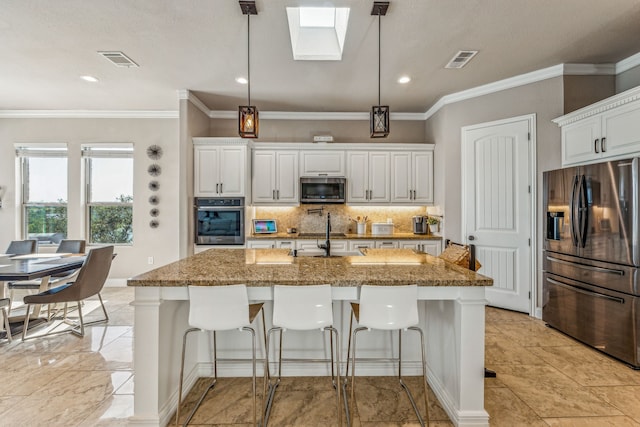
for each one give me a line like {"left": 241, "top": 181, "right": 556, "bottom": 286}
{"left": 176, "top": 285, "right": 266, "bottom": 427}
{"left": 264, "top": 284, "right": 342, "bottom": 426}
{"left": 347, "top": 284, "right": 430, "bottom": 427}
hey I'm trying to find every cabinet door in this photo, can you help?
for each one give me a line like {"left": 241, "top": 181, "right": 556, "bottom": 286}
{"left": 194, "top": 147, "right": 219, "bottom": 196}
{"left": 391, "top": 152, "right": 412, "bottom": 203}
{"left": 348, "top": 240, "right": 375, "bottom": 250}
{"left": 275, "top": 151, "right": 299, "bottom": 203}
{"left": 276, "top": 240, "right": 295, "bottom": 249}
{"left": 347, "top": 152, "right": 369, "bottom": 202}
{"left": 219, "top": 146, "right": 245, "bottom": 196}
{"left": 252, "top": 151, "right": 276, "bottom": 203}
{"left": 412, "top": 151, "right": 434, "bottom": 203}
{"left": 375, "top": 240, "right": 399, "bottom": 249}
{"left": 368, "top": 152, "right": 390, "bottom": 202}
{"left": 296, "top": 240, "right": 322, "bottom": 251}
{"left": 422, "top": 241, "right": 441, "bottom": 256}
{"left": 399, "top": 241, "right": 420, "bottom": 251}
{"left": 331, "top": 240, "right": 349, "bottom": 252}
{"left": 601, "top": 101, "right": 640, "bottom": 159}
{"left": 562, "top": 117, "right": 601, "bottom": 165}
{"left": 300, "top": 151, "right": 345, "bottom": 176}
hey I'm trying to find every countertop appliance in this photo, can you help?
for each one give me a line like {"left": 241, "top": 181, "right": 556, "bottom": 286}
{"left": 300, "top": 177, "right": 346, "bottom": 204}
{"left": 543, "top": 158, "right": 640, "bottom": 368}
{"left": 412, "top": 216, "right": 428, "bottom": 234}
{"left": 195, "top": 197, "right": 245, "bottom": 245}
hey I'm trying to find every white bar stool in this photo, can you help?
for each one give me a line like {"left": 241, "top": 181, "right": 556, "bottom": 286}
{"left": 347, "top": 284, "right": 430, "bottom": 427}
{"left": 176, "top": 285, "right": 266, "bottom": 427}
{"left": 263, "top": 284, "right": 342, "bottom": 426}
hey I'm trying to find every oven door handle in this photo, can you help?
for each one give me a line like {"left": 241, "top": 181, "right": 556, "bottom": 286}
{"left": 196, "top": 207, "right": 242, "bottom": 211}
{"left": 546, "top": 277, "right": 625, "bottom": 304}
{"left": 545, "top": 255, "right": 625, "bottom": 276}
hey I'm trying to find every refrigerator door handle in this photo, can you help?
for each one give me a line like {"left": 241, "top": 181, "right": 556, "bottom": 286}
{"left": 569, "top": 175, "right": 579, "bottom": 247}
{"left": 579, "top": 175, "right": 589, "bottom": 248}
{"left": 545, "top": 255, "right": 625, "bottom": 276}
{"left": 546, "top": 277, "right": 625, "bottom": 304}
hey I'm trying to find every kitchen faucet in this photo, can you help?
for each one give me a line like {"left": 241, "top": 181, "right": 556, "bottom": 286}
{"left": 317, "top": 212, "right": 331, "bottom": 257}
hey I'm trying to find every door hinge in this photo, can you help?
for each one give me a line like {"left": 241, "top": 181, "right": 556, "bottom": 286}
{"left": 528, "top": 291, "right": 531, "bottom": 300}
{"left": 528, "top": 185, "right": 531, "bottom": 194}
{"left": 528, "top": 238, "right": 531, "bottom": 246}
{"left": 528, "top": 132, "right": 531, "bottom": 141}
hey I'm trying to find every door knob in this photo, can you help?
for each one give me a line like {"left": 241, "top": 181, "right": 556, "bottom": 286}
{"left": 468, "top": 235, "right": 475, "bottom": 241}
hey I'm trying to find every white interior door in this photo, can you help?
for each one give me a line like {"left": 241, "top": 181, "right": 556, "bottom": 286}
{"left": 462, "top": 115, "right": 534, "bottom": 313}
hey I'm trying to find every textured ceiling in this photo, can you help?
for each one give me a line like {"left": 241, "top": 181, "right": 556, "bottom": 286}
{"left": 2, "top": 0, "right": 640, "bottom": 113}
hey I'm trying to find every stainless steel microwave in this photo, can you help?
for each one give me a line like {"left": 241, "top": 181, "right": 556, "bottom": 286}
{"left": 300, "top": 177, "right": 346, "bottom": 204}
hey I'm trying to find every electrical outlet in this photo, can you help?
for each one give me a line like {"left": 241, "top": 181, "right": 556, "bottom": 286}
{"left": 147, "top": 256, "right": 154, "bottom": 265}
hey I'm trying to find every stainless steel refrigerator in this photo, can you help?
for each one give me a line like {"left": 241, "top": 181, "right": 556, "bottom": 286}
{"left": 543, "top": 158, "right": 640, "bottom": 368}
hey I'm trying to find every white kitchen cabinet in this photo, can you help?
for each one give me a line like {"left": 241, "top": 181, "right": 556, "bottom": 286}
{"left": 252, "top": 150, "right": 299, "bottom": 204}
{"left": 391, "top": 151, "right": 434, "bottom": 204}
{"left": 276, "top": 240, "right": 295, "bottom": 249}
{"left": 246, "top": 240, "right": 276, "bottom": 249}
{"left": 555, "top": 86, "right": 640, "bottom": 166}
{"left": 300, "top": 150, "right": 345, "bottom": 176}
{"left": 347, "top": 151, "right": 390, "bottom": 203}
{"left": 194, "top": 144, "right": 246, "bottom": 197}
{"left": 375, "top": 240, "right": 399, "bottom": 249}
{"left": 297, "top": 240, "right": 348, "bottom": 252}
{"left": 399, "top": 240, "right": 441, "bottom": 256}
{"left": 348, "top": 240, "right": 375, "bottom": 250}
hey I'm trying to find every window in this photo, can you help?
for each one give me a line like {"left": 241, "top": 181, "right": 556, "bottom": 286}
{"left": 18, "top": 146, "right": 68, "bottom": 244}
{"left": 84, "top": 145, "right": 134, "bottom": 244}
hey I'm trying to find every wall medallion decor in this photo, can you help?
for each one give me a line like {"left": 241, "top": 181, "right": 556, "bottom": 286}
{"left": 150, "top": 208, "right": 159, "bottom": 217}
{"left": 146, "top": 145, "right": 163, "bottom": 160}
{"left": 147, "top": 164, "right": 162, "bottom": 177}
{"left": 148, "top": 180, "right": 160, "bottom": 191}
{"left": 149, "top": 195, "right": 159, "bottom": 205}
{"left": 149, "top": 220, "right": 159, "bottom": 229}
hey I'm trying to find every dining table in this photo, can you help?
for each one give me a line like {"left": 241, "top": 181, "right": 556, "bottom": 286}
{"left": 0, "top": 253, "right": 87, "bottom": 336}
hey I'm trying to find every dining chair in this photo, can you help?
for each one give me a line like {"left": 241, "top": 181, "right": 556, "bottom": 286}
{"left": 5, "top": 240, "right": 37, "bottom": 256}
{"left": 176, "top": 285, "right": 266, "bottom": 427}
{"left": 347, "top": 285, "right": 430, "bottom": 427}
{"left": 0, "top": 298, "right": 11, "bottom": 342}
{"left": 21, "top": 245, "right": 114, "bottom": 341}
{"left": 7, "top": 239, "right": 87, "bottom": 315}
{"left": 264, "top": 284, "right": 342, "bottom": 427}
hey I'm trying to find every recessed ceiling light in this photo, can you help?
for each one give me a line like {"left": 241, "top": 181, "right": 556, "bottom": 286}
{"left": 80, "top": 75, "right": 99, "bottom": 83}
{"left": 235, "top": 77, "right": 248, "bottom": 84}
{"left": 398, "top": 76, "right": 411, "bottom": 84}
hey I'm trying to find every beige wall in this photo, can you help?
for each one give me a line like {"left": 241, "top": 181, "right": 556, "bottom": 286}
{"left": 0, "top": 117, "right": 180, "bottom": 280}
{"left": 617, "top": 64, "right": 640, "bottom": 93}
{"left": 210, "top": 118, "right": 427, "bottom": 143}
{"left": 563, "top": 75, "right": 615, "bottom": 113}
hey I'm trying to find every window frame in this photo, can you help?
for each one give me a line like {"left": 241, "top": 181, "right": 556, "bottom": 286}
{"left": 83, "top": 145, "right": 134, "bottom": 246}
{"left": 18, "top": 146, "right": 69, "bottom": 245}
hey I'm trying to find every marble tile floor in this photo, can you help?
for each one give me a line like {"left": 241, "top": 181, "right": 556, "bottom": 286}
{"left": 1, "top": 287, "right": 639, "bottom": 426}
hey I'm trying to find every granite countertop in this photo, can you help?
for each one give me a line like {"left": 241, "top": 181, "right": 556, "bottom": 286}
{"left": 128, "top": 248, "right": 492, "bottom": 288}
{"left": 248, "top": 232, "right": 441, "bottom": 240}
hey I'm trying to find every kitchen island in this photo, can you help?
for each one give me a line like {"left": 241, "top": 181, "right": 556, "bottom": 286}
{"left": 128, "top": 248, "right": 492, "bottom": 427}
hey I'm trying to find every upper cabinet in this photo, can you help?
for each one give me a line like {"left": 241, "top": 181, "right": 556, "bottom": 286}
{"left": 347, "top": 151, "right": 390, "bottom": 203}
{"left": 194, "top": 138, "right": 247, "bottom": 197}
{"left": 390, "top": 151, "right": 434, "bottom": 204}
{"left": 555, "top": 86, "right": 640, "bottom": 166}
{"left": 300, "top": 150, "right": 345, "bottom": 176}
{"left": 252, "top": 150, "right": 299, "bottom": 205}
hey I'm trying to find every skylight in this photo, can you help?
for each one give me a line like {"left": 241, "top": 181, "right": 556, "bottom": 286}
{"left": 286, "top": 7, "right": 350, "bottom": 61}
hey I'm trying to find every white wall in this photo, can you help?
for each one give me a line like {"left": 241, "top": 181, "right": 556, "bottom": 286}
{"left": 0, "top": 117, "right": 181, "bottom": 280}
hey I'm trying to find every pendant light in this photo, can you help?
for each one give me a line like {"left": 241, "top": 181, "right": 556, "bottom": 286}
{"left": 239, "top": 1, "right": 258, "bottom": 138}
{"left": 370, "top": 1, "right": 390, "bottom": 138}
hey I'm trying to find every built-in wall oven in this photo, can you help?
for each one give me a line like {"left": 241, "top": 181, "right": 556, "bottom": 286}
{"left": 195, "top": 197, "right": 245, "bottom": 245}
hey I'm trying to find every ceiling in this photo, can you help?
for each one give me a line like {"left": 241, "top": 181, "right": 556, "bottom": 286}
{"left": 2, "top": 0, "right": 640, "bottom": 114}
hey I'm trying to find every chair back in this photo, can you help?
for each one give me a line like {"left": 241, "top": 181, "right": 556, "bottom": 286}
{"left": 188, "top": 285, "right": 250, "bottom": 331}
{"left": 6, "top": 240, "right": 37, "bottom": 255}
{"left": 273, "top": 285, "right": 333, "bottom": 330}
{"left": 57, "top": 239, "right": 86, "bottom": 254}
{"left": 73, "top": 246, "right": 115, "bottom": 300}
{"left": 359, "top": 285, "right": 419, "bottom": 330}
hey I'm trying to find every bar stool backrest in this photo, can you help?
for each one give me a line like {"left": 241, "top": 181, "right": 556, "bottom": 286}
{"left": 273, "top": 284, "right": 333, "bottom": 330}
{"left": 359, "top": 285, "right": 419, "bottom": 330}
{"left": 188, "top": 285, "right": 250, "bottom": 331}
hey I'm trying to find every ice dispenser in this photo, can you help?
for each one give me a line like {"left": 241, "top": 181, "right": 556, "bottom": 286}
{"left": 547, "top": 211, "right": 564, "bottom": 240}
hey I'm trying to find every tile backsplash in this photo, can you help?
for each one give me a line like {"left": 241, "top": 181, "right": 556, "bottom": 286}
{"left": 251, "top": 205, "right": 428, "bottom": 234}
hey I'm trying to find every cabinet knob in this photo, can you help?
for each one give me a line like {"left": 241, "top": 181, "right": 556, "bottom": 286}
{"left": 468, "top": 235, "right": 476, "bottom": 241}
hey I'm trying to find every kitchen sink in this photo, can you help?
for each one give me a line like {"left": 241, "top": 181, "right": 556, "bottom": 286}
{"left": 297, "top": 232, "right": 347, "bottom": 238}
{"left": 289, "top": 249, "right": 363, "bottom": 257}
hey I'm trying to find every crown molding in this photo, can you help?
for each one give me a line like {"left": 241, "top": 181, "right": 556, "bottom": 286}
{"left": 178, "top": 89, "right": 211, "bottom": 118}
{"left": 563, "top": 63, "right": 616, "bottom": 75}
{"left": 208, "top": 110, "right": 425, "bottom": 120}
{"left": 552, "top": 85, "right": 640, "bottom": 126}
{"left": 616, "top": 52, "right": 640, "bottom": 74}
{"left": 0, "top": 110, "right": 178, "bottom": 119}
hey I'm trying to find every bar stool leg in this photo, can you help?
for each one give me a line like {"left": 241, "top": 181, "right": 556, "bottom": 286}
{"left": 176, "top": 327, "right": 199, "bottom": 426}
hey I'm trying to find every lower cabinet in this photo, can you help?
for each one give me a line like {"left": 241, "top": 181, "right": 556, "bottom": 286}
{"left": 399, "top": 240, "right": 441, "bottom": 256}
{"left": 247, "top": 239, "right": 442, "bottom": 255}
{"left": 375, "top": 240, "right": 399, "bottom": 249}
{"left": 297, "top": 240, "right": 348, "bottom": 252}
{"left": 246, "top": 240, "right": 276, "bottom": 249}
{"left": 348, "top": 240, "right": 375, "bottom": 250}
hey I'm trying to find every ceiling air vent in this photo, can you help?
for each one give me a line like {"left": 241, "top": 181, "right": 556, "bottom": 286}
{"left": 98, "top": 51, "right": 139, "bottom": 68}
{"left": 445, "top": 50, "right": 478, "bottom": 69}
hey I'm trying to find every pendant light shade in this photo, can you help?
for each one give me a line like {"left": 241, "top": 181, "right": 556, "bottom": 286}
{"left": 239, "top": 1, "right": 258, "bottom": 138}
{"left": 370, "top": 1, "right": 390, "bottom": 138}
